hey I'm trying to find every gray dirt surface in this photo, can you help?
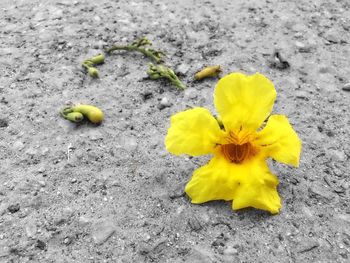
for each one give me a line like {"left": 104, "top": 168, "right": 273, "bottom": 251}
{"left": 1, "top": 0, "right": 350, "bottom": 262}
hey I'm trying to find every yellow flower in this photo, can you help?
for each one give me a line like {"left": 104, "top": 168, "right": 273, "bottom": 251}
{"left": 165, "top": 72, "right": 301, "bottom": 214}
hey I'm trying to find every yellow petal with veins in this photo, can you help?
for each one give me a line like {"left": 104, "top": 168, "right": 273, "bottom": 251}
{"left": 255, "top": 115, "right": 301, "bottom": 167}
{"left": 185, "top": 154, "right": 281, "bottom": 214}
{"left": 214, "top": 72, "right": 276, "bottom": 132}
{"left": 165, "top": 107, "right": 224, "bottom": 156}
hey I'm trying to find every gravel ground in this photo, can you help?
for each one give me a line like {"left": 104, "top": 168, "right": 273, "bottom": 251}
{"left": 0, "top": 0, "right": 350, "bottom": 262}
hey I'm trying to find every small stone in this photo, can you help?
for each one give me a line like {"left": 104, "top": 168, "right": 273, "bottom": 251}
{"left": 342, "top": 83, "right": 350, "bottom": 91}
{"left": 333, "top": 186, "right": 345, "bottom": 194}
{"left": 335, "top": 214, "right": 350, "bottom": 224}
{"left": 8, "top": 204, "right": 20, "bottom": 213}
{"left": 94, "top": 16, "right": 101, "bottom": 22}
{"left": 0, "top": 203, "right": 8, "bottom": 215}
{"left": 301, "top": 206, "right": 314, "bottom": 218}
{"left": 223, "top": 246, "right": 238, "bottom": 256}
{"left": 142, "top": 233, "right": 151, "bottom": 242}
{"left": 117, "top": 136, "right": 138, "bottom": 152}
{"left": 37, "top": 166, "right": 46, "bottom": 173}
{"left": 158, "top": 97, "right": 172, "bottom": 110}
{"left": 78, "top": 216, "right": 92, "bottom": 227}
{"left": 87, "top": 130, "right": 103, "bottom": 141}
{"left": 63, "top": 237, "right": 72, "bottom": 245}
{"left": 38, "top": 181, "right": 46, "bottom": 187}
{"left": 168, "top": 181, "right": 186, "bottom": 199}
{"left": 25, "top": 148, "right": 38, "bottom": 157}
{"left": 185, "top": 247, "right": 214, "bottom": 263}
{"left": 41, "top": 147, "right": 50, "bottom": 155}
{"left": 176, "top": 63, "right": 190, "bottom": 75}
{"left": 141, "top": 91, "right": 153, "bottom": 100}
{"left": 0, "top": 119, "right": 8, "bottom": 128}
{"left": 53, "top": 207, "right": 74, "bottom": 225}
{"left": 184, "top": 88, "right": 198, "bottom": 99}
{"left": 295, "top": 90, "right": 309, "bottom": 100}
{"left": 35, "top": 239, "right": 46, "bottom": 250}
{"left": 70, "top": 178, "right": 77, "bottom": 183}
{"left": 188, "top": 216, "right": 203, "bottom": 232}
{"left": 92, "top": 219, "right": 116, "bottom": 245}
{"left": 308, "top": 184, "right": 334, "bottom": 200}
{"left": 295, "top": 41, "right": 312, "bottom": 53}
{"left": 25, "top": 222, "right": 37, "bottom": 238}
{"left": 297, "top": 240, "right": 319, "bottom": 253}
{"left": 12, "top": 141, "right": 24, "bottom": 151}
{"left": 324, "top": 30, "right": 340, "bottom": 43}
{"left": 328, "top": 149, "right": 346, "bottom": 162}
{"left": 269, "top": 50, "right": 290, "bottom": 69}
{"left": 318, "top": 66, "right": 333, "bottom": 74}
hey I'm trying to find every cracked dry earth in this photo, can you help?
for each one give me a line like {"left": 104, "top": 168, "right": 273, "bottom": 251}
{"left": 0, "top": 0, "right": 350, "bottom": 262}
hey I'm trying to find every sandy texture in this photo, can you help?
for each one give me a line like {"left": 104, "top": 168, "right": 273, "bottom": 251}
{"left": 0, "top": 0, "right": 350, "bottom": 262}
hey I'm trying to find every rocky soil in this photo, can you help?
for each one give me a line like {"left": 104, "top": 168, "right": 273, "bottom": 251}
{"left": 0, "top": 0, "right": 350, "bottom": 262}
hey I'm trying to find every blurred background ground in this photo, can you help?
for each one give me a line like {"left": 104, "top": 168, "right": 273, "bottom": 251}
{"left": 0, "top": 0, "right": 350, "bottom": 262}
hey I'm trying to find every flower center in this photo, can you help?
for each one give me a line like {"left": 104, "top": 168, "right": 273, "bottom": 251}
{"left": 221, "top": 142, "right": 257, "bottom": 164}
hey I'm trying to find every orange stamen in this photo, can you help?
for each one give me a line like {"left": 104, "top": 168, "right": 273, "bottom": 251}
{"left": 221, "top": 142, "right": 257, "bottom": 164}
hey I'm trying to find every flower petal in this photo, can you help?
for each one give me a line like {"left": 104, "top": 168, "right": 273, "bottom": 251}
{"left": 185, "top": 155, "right": 281, "bottom": 214}
{"left": 232, "top": 171, "right": 281, "bottom": 214}
{"left": 185, "top": 156, "right": 240, "bottom": 202}
{"left": 165, "top": 107, "right": 224, "bottom": 156}
{"left": 214, "top": 72, "right": 276, "bottom": 132}
{"left": 255, "top": 115, "right": 302, "bottom": 167}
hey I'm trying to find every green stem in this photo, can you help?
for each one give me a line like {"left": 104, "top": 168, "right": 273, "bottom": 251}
{"left": 105, "top": 45, "right": 164, "bottom": 63}
{"left": 165, "top": 71, "right": 186, "bottom": 90}
{"left": 147, "top": 64, "right": 186, "bottom": 90}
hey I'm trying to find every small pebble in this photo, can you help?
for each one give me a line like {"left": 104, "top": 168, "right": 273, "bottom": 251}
{"left": 35, "top": 239, "right": 46, "bottom": 250}
{"left": 37, "top": 166, "right": 46, "bottom": 173}
{"left": 63, "top": 237, "right": 72, "bottom": 245}
{"left": 185, "top": 247, "right": 214, "bottom": 263}
{"left": 8, "top": 204, "right": 20, "bottom": 213}
{"left": 269, "top": 50, "right": 290, "bottom": 70}
{"left": 38, "top": 181, "right": 46, "bottom": 187}
{"left": 295, "top": 41, "right": 312, "bottom": 53}
{"left": 141, "top": 91, "right": 153, "bottom": 100}
{"left": 184, "top": 88, "right": 198, "bottom": 99}
{"left": 318, "top": 66, "right": 332, "bottom": 74}
{"left": 342, "top": 83, "right": 350, "bottom": 91}
{"left": 0, "top": 203, "right": 7, "bottom": 216}
{"left": 53, "top": 207, "right": 74, "bottom": 225}
{"left": 188, "top": 216, "right": 203, "bottom": 232}
{"left": 0, "top": 118, "right": 8, "bottom": 128}
{"left": 158, "top": 97, "right": 172, "bottom": 110}
{"left": 87, "top": 130, "right": 103, "bottom": 141}
{"left": 92, "top": 219, "right": 116, "bottom": 245}
{"left": 13, "top": 141, "right": 25, "bottom": 151}
{"left": 335, "top": 214, "right": 350, "bottom": 223}
{"left": 25, "top": 148, "right": 38, "bottom": 157}
{"left": 41, "top": 147, "right": 49, "bottom": 155}
{"left": 78, "top": 216, "right": 91, "bottom": 227}
{"left": 224, "top": 246, "right": 238, "bottom": 256}
{"left": 118, "top": 136, "right": 138, "bottom": 152}
{"left": 168, "top": 181, "right": 186, "bottom": 199}
{"left": 25, "top": 222, "right": 37, "bottom": 238}
{"left": 323, "top": 30, "right": 340, "bottom": 43}
{"left": 176, "top": 63, "right": 190, "bottom": 75}
{"left": 308, "top": 184, "right": 334, "bottom": 200}
{"left": 297, "top": 240, "right": 319, "bottom": 253}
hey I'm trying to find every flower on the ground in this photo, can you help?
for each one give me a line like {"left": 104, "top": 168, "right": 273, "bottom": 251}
{"left": 165, "top": 72, "right": 301, "bottom": 214}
